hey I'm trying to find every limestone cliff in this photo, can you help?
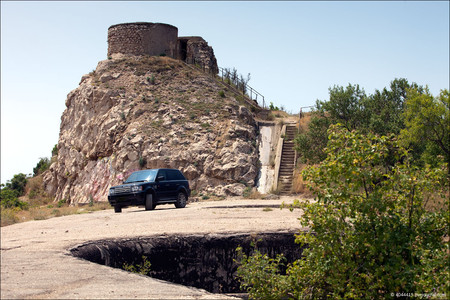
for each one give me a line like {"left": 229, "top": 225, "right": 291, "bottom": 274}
{"left": 44, "top": 55, "right": 259, "bottom": 204}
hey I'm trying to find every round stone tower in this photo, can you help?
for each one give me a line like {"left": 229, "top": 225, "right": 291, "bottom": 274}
{"left": 107, "top": 22, "right": 178, "bottom": 58}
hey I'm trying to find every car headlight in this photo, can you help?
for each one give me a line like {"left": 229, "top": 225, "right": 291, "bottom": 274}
{"left": 109, "top": 188, "right": 115, "bottom": 195}
{"left": 131, "top": 186, "right": 143, "bottom": 192}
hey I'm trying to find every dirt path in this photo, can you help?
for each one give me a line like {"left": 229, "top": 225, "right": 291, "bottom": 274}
{"left": 1, "top": 197, "right": 304, "bottom": 299}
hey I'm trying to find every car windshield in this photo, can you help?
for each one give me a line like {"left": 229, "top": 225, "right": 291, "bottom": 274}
{"left": 124, "top": 170, "right": 157, "bottom": 183}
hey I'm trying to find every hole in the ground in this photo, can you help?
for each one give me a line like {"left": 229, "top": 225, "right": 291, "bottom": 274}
{"left": 70, "top": 232, "right": 304, "bottom": 295}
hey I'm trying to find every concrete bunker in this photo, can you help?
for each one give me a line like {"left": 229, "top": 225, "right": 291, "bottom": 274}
{"left": 70, "top": 232, "right": 304, "bottom": 294}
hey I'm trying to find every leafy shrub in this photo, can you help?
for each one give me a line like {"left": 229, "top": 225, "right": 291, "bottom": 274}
{"left": 294, "top": 114, "right": 330, "bottom": 164}
{"left": 4, "top": 173, "right": 28, "bottom": 196}
{"left": 237, "top": 124, "right": 449, "bottom": 299}
{"left": 269, "top": 102, "right": 279, "bottom": 111}
{"left": 57, "top": 199, "right": 67, "bottom": 208}
{"left": 52, "top": 144, "right": 58, "bottom": 157}
{"left": 33, "top": 157, "right": 50, "bottom": 176}
{"left": 123, "top": 256, "right": 152, "bottom": 275}
{"left": 242, "top": 186, "right": 252, "bottom": 198}
{"left": 0, "top": 188, "right": 28, "bottom": 209}
{"left": 236, "top": 246, "right": 289, "bottom": 299}
{"left": 139, "top": 156, "right": 146, "bottom": 168}
{"left": 218, "top": 90, "right": 225, "bottom": 98}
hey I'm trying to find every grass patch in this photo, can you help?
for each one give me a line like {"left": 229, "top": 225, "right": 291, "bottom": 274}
{"left": 1, "top": 202, "right": 111, "bottom": 227}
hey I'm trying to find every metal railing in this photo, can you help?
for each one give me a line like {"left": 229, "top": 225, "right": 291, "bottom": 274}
{"left": 217, "top": 67, "right": 266, "bottom": 109}
{"left": 188, "top": 57, "right": 266, "bottom": 109}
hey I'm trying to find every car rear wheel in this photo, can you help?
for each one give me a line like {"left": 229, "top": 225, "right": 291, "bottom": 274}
{"left": 145, "top": 193, "right": 155, "bottom": 211}
{"left": 175, "top": 192, "right": 187, "bottom": 208}
{"left": 114, "top": 205, "right": 122, "bottom": 213}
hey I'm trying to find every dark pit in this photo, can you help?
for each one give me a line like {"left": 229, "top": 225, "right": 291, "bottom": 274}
{"left": 70, "top": 231, "right": 304, "bottom": 295}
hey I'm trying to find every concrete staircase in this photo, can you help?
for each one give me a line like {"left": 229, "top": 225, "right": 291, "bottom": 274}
{"left": 278, "top": 124, "right": 297, "bottom": 194}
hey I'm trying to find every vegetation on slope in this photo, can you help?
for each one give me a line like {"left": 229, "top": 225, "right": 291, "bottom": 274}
{"left": 237, "top": 79, "right": 449, "bottom": 298}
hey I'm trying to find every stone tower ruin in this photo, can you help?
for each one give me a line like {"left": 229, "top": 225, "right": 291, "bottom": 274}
{"left": 107, "top": 22, "right": 218, "bottom": 74}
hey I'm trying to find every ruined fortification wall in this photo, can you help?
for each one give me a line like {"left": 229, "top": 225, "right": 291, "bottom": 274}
{"left": 107, "top": 22, "right": 218, "bottom": 74}
{"left": 107, "top": 22, "right": 178, "bottom": 58}
{"left": 177, "top": 37, "right": 218, "bottom": 74}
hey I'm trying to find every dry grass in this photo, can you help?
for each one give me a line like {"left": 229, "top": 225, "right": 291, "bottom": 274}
{"left": 1, "top": 175, "right": 111, "bottom": 227}
{"left": 299, "top": 112, "right": 312, "bottom": 132}
{"left": 1, "top": 202, "right": 111, "bottom": 227}
{"left": 246, "top": 189, "right": 264, "bottom": 199}
{"left": 291, "top": 164, "right": 314, "bottom": 197}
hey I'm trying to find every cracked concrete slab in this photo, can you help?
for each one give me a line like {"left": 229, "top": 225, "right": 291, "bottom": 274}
{"left": 1, "top": 197, "right": 304, "bottom": 299}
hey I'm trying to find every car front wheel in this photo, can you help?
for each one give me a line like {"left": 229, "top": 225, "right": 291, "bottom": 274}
{"left": 114, "top": 205, "right": 122, "bottom": 213}
{"left": 175, "top": 192, "right": 187, "bottom": 208}
{"left": 145, "top": 193, "right": 155, "bottom": 211}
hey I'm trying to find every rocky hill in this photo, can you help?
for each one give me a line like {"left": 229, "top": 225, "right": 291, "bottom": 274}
{"left": 43, "top": 55, "right": 260, "bottom": 204}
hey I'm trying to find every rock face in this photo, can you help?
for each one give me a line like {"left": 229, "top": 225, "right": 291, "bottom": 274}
{"left": 44, "top": 56, "right": 259, "bottom": 204}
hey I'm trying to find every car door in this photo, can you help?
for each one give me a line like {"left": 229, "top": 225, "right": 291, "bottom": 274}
{"left": 166, "top": 170, "right": 180, "bottom": 200}
{"left": 155, "top": 170, "right": 170, "bottom": 201}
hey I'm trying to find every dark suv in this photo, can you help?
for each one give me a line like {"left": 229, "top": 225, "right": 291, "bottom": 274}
{"left": 108, "top": 168, "right": 190, "bottom": 213}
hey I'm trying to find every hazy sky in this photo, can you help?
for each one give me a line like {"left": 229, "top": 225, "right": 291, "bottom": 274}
{"left": 1, "top": 1, "right": 449, "bottom": 184}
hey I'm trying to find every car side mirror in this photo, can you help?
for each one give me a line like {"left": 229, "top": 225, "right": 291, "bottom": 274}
{"left": 156, "top": 175, "right": 164, "bottom": 182}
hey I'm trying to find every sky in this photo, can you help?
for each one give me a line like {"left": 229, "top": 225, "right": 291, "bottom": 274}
{"left": 1, "top": 1, "right": 449, "bottom": 184}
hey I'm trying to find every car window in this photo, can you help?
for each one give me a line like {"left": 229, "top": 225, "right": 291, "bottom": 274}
{"left": 125, "top": 170, "right": 157, "bottom": 183}
{"left": 157, "top": 170, "right": 167, "bottom": 181}
{"left": 175, "top": 170, "right": 185, "bottom": 180}
{"left": 167, "top": 170, "right": 178, "bottom": 181}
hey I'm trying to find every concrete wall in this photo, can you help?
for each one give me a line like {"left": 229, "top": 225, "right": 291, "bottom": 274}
{"left": 70, "top": 232, "right": 303, "bottom": 294}
{"left": 107, "top": 22, "right": 178, "bottom": 58}
{"left": 256, "top": 122, "right": 283, "bottom": 194}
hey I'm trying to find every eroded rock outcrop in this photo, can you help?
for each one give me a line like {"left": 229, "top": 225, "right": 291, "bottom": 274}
{"left": 44, "top": 56, "right": 259, "bottom": 204}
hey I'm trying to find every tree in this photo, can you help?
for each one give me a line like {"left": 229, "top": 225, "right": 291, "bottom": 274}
{"left": 237, "top": 125, "right": 449, "bottom": 299}
{"left": 295, "top": 79, "right": 424, "bottom": 164}
{"left": 52, "top": 144, "right": 58, "bottom": 157}
{"left": 401, "top": 88, "right": 449, "bottom": 166}
{"left": 5, "top": 173, "right": 28, "bottom": 196}
{"left": 33, "top": 157, "right": 50, "bottom": 176}
{"left": 364, "top": 78, "right": 422, "bottom": 136}
{"left": 0, "top": 187, "right": 27, "bottom": 209}
{"left": 316, "top": 84, "right": 367, "bottom": 131}
{"left": 294, "top": 114, "right": 330, "bottom": 164}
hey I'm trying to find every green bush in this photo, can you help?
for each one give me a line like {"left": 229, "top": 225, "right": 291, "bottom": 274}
{"left": 237, "top": 124, "right": 449, "bottom": 299}
{"left": 4, "top": 173, "right": 28, "bottom": 196}
{"left": 33, "top": 157, "right": 50, "bottom": 176}
{"left": 52, "top": 144, "right": 58, "bottom": 157}
{"left": 269, "top": 102, "right": 279, "bottom": 111}
{"left": 0, "top": 188, "right": 28, "bottom": 209}
{"left": 57, "top": 199, "right": 67, "bottom": 208}
{"left": 123, "top": 256, "right": 152, "bottom": 275}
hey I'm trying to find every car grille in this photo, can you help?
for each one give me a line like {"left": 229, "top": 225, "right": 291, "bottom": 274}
{"left": 114, "top": 186, "right": 131, "bottom": 194}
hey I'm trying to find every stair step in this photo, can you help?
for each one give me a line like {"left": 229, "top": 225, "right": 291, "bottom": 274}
{"left": 277, "top": 126, "right": 298, "bottom": 192}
